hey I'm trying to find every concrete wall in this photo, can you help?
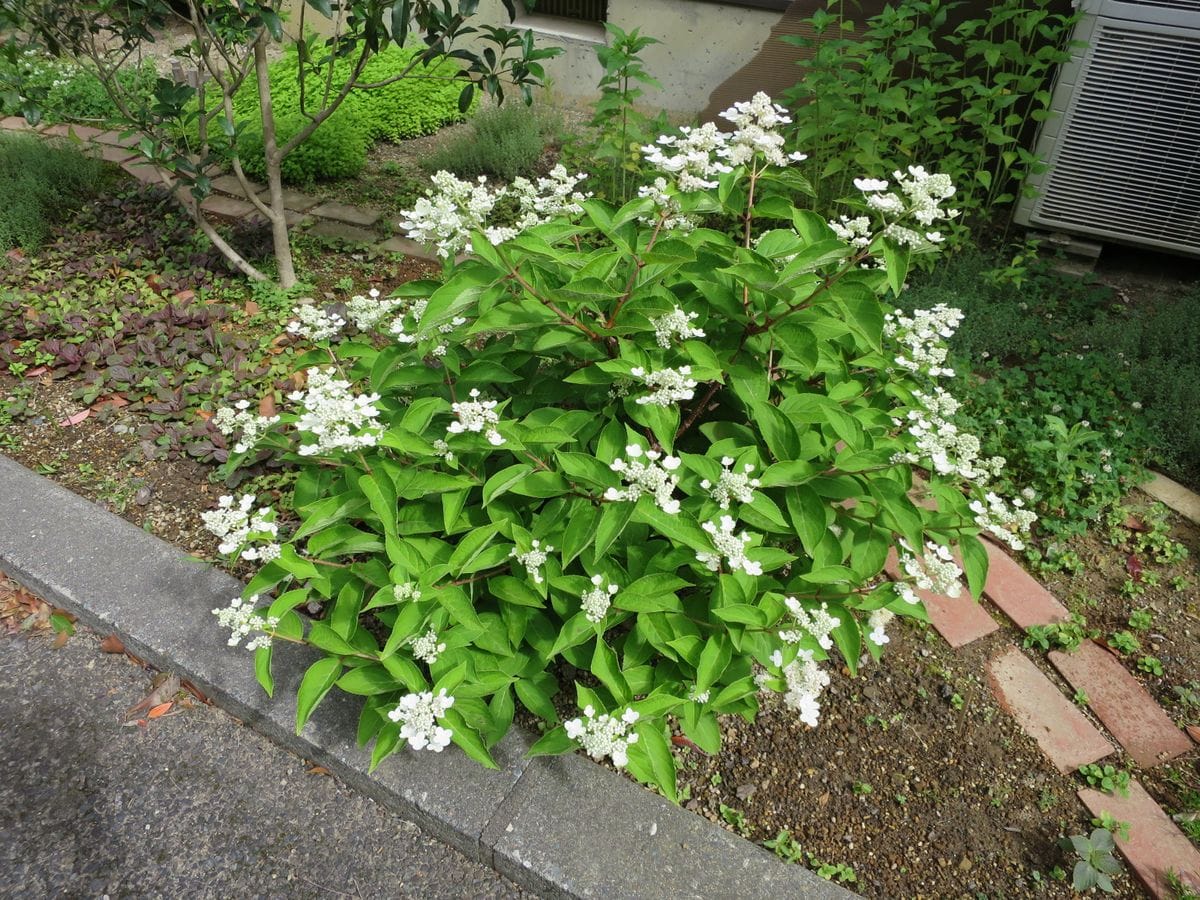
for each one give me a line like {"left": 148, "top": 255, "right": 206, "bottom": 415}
{"left": 280, "top": 0, "right": 782, "bottom": 117}
{"left": 487, "top": 1, "right": 782, "bottom": 116}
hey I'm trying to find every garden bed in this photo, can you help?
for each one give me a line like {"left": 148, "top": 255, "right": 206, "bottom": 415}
{"left": 6, "top": 180, "right": 1200, "bottom": 899}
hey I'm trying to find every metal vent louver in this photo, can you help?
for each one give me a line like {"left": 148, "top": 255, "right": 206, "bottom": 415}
{"left": 1016, "top": 8, "right": 1200, "bottom": 256}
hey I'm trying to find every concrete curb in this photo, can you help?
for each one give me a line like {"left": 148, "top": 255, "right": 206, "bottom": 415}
{"left": 1144, "top": 471, "right": 1200, "bottom": 528}
{"left": 0, "top": 454, "right": 850, "bottom": 900}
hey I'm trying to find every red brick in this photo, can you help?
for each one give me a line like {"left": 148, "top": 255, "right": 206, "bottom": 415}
{"left": 0, "top": 115, "right": 39, "bottom": 131}
{"left": 90, "top": 142, "right": 139, "bottom": 165}
{"left": 883, "top": 548, "right": 996, "bottom": 647}
{"left": 1049, "top": 641, "right": 1194, "bottom": 768}
{"left": 1078, "top": 781, "right": 1200, "bottom": 898}
{"left": 94, "top": 129, "right": 142, "bottom": 148}
{"left": 987, "top": 646, "right": 1113, "bottom": 773}
{"left": 199, "top": 194, "right": 256, "bottom": 221}
{"left": 120, "top": 160, "right": 169, "bottom": 186}
{"left": 982, "top": 539, "right": 1070, "bottom": 629}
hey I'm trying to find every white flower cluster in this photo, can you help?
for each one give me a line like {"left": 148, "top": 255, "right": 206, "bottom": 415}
{"left": 779, "top": 597, "right": 840, "bottom": 649}
{"left": 564, "top": 705, "right": 640, "bottom": 768}
{"left": 651, "top": 306, "right": 706, "bottom": 348}
{"left": 201, "top": 493, "right": 280, "bottom": 562}
{"left": 718, "top": 92, "right": 806, "bottom": 168}
{"left": 697, "top": 515, "right": 763, "bottom": 576}
{"left": 287, "top": 302, "right": 346, "bottom": 342}
{"left": 867, "top": 608, "right": 895, "bottom": 646}
{"left": 212, "top": 595, "right": 279, "bottom": 651}
{"left": 581, "top": 574, "right": 619, "bottom": 623}
{"left": 828, "top": 214, "right": 873, "bottom": 249}
{"left": 393, "top": 582, "right": 422, "bottom": 603}
{"left": 637, "top": 177, "right": 697, "bottom": 233}
{"left": 641, "top": 93, "right": 804, "bottom": 192}
{"left": 398, "top": 166, "right": 588, "bottom": 259}
{"left": 605, "top": 444, "right": 682, "bottom": 514}
{"left": 410, "top": 628, "right": 446, "bottom": 665}
{"left": 768, "top": 648, "right": 830, "bottom": 728}
{"left": 447, "top": 389, "right": 505, "bottom": 446}
{"left": 896, "top": 386, "right": 1005, "bottom": 482}
{"left": 511, "top": 539, "right": 553, "bottom": 584}
{"left": 212, "top": 399, "right": 279, "bottom": 455}
{"left": 854, "top": 166, "right": 959, "bottom": 248}
{"left": 432, "top": 438, "right": 455, "bottom": 463}
{"left": 290, "top": 368, "right": 381, "bottom": 457}
{"left": 701, "top": 456, "right": 760, "bottom": 509}
{"left": 345, "top": 288, "right": 403, "bottom": 332}
{"left": 970, "top": 491, "right": 1037, "bottom": 552}
{"left": 896, "top": 540, "right": 962, "bottom": 600}
{"left": 630, "top": 365, "right": 698, "bottom": 407}
{"left": 641, "top": 122, "right": 732, "bottom": 192}
{"left": 388, "top": 295, "right": 468, "bottom": 356}
{"left": 387, "top": 689, "right": 455, "bottom": 752}
{"left": 883, "top": 304, "right": 963, "bottom": 378}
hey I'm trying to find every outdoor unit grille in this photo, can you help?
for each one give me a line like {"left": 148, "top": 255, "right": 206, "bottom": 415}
{"left": 531, "top": 0, "right": 608, "bottom": 22}
{"left": 1014, "top": 0, "right": 1200, "bottom": 257}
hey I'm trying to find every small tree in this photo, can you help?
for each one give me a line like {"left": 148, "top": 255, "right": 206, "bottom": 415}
{"left": 0, "top": 0, "right": 559, "bottom": 286}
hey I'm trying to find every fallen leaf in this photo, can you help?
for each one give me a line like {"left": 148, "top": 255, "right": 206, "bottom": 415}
{"left": 147, "top": 701, "right": 173, "bottom": 718}
{"left": 1187, "top": 724, "right": 1200, "bottom": 744}
{"left": 243, "top": 299, "right": 259, "bottom": 316}
{"left": 1124, "top": 515, "right": 1150, "bottom": 532}
{"left": 59, "top": 409, "right": 91, "bottom": 427}
{"left": 53, "top": 630, "right": 69, "bottom": 649}
{"left": 258, "top": 393, "right": 276, "bottom": 417}
{"left": 670, "top": 734, "right": 703, "bottom": 753}
{"left": 180, "top": 679, "right": 211, "bottom": 705}
{"left": 99, "top": 635, "right": 125, "bottom": 654}
{"left": 7, "top": 247, "right": 24, "bottom": 261}
{"left": 1126, "top": 553, "right": 1143, "bottom": 582}
{"left": 175, "top": 289, "right": 195, "bottom": 303}
{"left": 306, "top": 765, "right": 332, "bottom": 777}
{"left": 24, "top": 365, "right": 47, "bottom": 378}
{"left": 196, "top": 409, "right": 214, "bottom": 421}
{"left": 124, "top": 673, "right": 180, "bottom": 722}
{"left": 91, "top": 393, "right": 129, "bottom": 411}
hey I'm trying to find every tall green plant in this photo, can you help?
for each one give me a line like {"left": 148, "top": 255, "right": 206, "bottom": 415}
{"left": 783, "top": 0, "right": 1078, "bottom": 240}
{"left": 575, "top": 23, "right": 666, "bottom": 203}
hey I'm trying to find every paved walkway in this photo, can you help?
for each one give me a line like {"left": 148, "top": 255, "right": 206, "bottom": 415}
{"left": 0, "top": 594, "right": 525, "bottom": 899}
{"left": 888, "top": 480, "right": 1200, "bottom": 898}
{"left": 0, "top": 117, "right": 435, "bottom": 261}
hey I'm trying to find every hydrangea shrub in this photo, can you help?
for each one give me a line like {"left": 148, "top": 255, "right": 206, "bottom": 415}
{"left": 207, "top": 94, "right": 1033, "bottom": 799}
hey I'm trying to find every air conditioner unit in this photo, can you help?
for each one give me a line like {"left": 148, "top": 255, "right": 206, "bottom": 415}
{"left": 1014, "top": 0, "right": 1200, "bottom": 257}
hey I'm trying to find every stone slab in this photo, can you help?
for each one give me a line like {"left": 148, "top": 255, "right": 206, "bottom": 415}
{"left": 1049, "top": 641, "right": 1194, "bottom": 768}
{"left": 982, "top": 539, "right": 1070, "bottom": 629}
{"left": 0, "top": 115, "right": 39, "bottom": 131}
{"left": 986, "top": 646, "right": 1114, "bottom": 773}
{"left": 376, "top": 235, "right": 439, "bottom": 260}
{"left": 1143, "top": 472, "right": 1200, "bottom": 527}
{"left": 310, "top": 201, "right": 382, "bottom": 227}
{"left": 309, "top": 219, "right": 378, "bottom": 244}
{"left": 883, "top": 549, "right": 994, "bottom": 647}
{"left": 89, "top": 142, "right": 140, "bottom": 165}
{"left": 200, "top": 194, "right": 256, "bottom": 221}
{"left": 94, "top": 129, "right": 143, "bottom": 148}
{"left": 485, "top": 750, "right": 854, "bottom": 900}
{"left": 210, "top": 173, "right": 265, "bottom": 198}
{"left": 120, "top": 159, "right": 169, "bottom": 186}
{"left": 0, "top": 454, "right": 848, "bottom": 899}
{"left": 1079, "top": 781, "right": 1200, "bottom": 898}
{"left": 258, "top": 187, "right": 321, "bottom": 212}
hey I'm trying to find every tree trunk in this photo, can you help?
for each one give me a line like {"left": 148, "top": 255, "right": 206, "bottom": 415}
{"left": 253, "top": 35, "right": 297, "bottom": 290}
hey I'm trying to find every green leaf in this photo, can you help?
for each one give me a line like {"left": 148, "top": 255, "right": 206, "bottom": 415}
{"left": 447, "top": 524, "right": 502, "bottom": 576}
{"left": 616, "top": 573, "right": 689, "bottom": 613}
{"left": 786, "top": 485, "right": 828, "bottom": 556}
{"left": 483, "top": 464, "right": 534, "bottom": 505}
{"left": 490, "top": 575, "right": 546, "bottom": 608}
{"left": 696, "top": 635, "right": 732, "bottom": 693}
{"left": 254, "top": 644, "right": 274, "bottom": 697}
{"left": 515, "top": 675, "right": 559, "bottom": 721}
{"left": 561, "top": 503, "right": 599, "bottom": 566}
{"left": 960, "top": 534, "right": 989, "bottom": 601}
{"left": 527, "top": 724, "right": 576, "bottom": 757}
{"left": 337, "top": 664, "right": 403, "bottom": 696}
{"left": 306, "top": 622, "right": 359, "bottom": 656}
{"left": 633, "top": 721, "right": 677, "bottom": 802}
{"left": 594, "top": 501, "right": 636, "bottom": 558}
{"left": 442, "top": 707, "right": 498, "bottom": 767}
{"left": 591, "top": 639, "right": 631, "bottom": 704}
{"left": 295, "top": 656, "right": 342, "bottom": 733}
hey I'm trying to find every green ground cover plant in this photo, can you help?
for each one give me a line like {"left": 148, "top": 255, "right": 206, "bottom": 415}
{"left": 0, "top": 132, "right": 105, "bottom": 251}
{"left": 901, "top": 250, "right": 1200, "bottom": 543}
{"left": 0, "top": 48, "right": 157, "bottom": 125}
{"left": 203, "top": 94, "right": 1037, "bottom": 799}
